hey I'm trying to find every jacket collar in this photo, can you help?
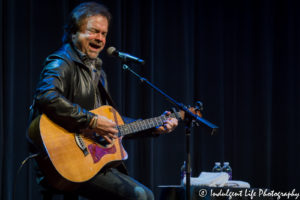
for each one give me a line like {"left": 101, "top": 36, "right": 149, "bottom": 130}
{"left": 56, "top": 43, "right": 102, "bottom": 70}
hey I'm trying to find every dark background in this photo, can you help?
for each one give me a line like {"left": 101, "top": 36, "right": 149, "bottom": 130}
{"left": 1, "top": 0, "right": 300, "bottom": 199}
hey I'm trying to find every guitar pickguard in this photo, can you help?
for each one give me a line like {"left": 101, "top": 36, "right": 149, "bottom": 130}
{"left": 88, "top": 143, "right": 116, "bottom": 163}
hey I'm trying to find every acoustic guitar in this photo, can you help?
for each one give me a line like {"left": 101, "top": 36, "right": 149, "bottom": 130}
{"left": 28, "top": 105, "right": 201, "bottom": 190}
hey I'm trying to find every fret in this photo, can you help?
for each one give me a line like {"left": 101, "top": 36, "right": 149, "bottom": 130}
{"left": 134, "top": 122, "right": 139, "bottom": 132}
{"left": 132, "top": 122, "right": 137, "bottom": 133}
{"left": 137, "top": 120, "right": 142, "bottom": 130}
{"left": 125, "top": 124, "right": 130, "bottom": 134}
{"left": 147, "top": 119, "right": 150, "bottom": 129}
{"left": 120, "top": 125, "right": 128, "bottom": 135}
{"left": 119, "top": 125, "right": 123, "bottom": 136}
{"left": 162, "top": 115, "right": 166, "bottom": 122}
{"left": 154, "top": 117, "right": 159, "bottom": 127}
{"left": 159, "top": 116, "right": 164, "bottom": 125}
{"left": 141, "top": 119, "right": 146, "bottom": 129}
{"left": 136, "top": 122, "right": 141, "bottom": 132}
{"left": 148, "top": 119, "right": 154, "bottom": 127}
{"left": 129, "top": 122, "right": 134, "bottom": 133}
{"left": 151, "top": 118, "right": 156, "bottom": 127}
{"left": 126, "top": 125, "right": 131, "bottom": 134}
{"left": 140, "top": 120, "right": 145, "bottom": 130}
{"left": 145, "top": 118, "right": 151, "bottom": 129}
{"left": 158, "top": 116, "right": 163, "bottom": 126}
{"left": 120, "top": 124, "right": 130, "bottom": 136}
{"left": 143, "top": 119, "right": 148, "bottom": 129}
{"left": 124, "top": 125, "right": 128, "bottom": 134}
{"left": 153, "top": 116, "right": 160, "bottom": 127}
{"left": 129, "top": 121, "right": 134, "bottom": 132}
{"left": 154, "top": 116, "right": 161, "bottom": 127}
{"left": 136, "top": 120, "right": 143, "bottom": 132}
{"left": 149, "top": 119, "right": 154, "bottom": 128}
{"left": 133, "top": 121, "right": 138, "bottom": 132}
{"left": 142, "top": 120, "right": 147, "bottom": 130}
{"left": 154, "top": 118, "right": 158, "bottom": 126}
{"left": 119, "top": 111, "right": 181, "bottom": 137}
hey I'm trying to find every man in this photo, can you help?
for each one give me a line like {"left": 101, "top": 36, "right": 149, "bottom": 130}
{"left": 29, "top": 2, "right": 178, "bottom": 200}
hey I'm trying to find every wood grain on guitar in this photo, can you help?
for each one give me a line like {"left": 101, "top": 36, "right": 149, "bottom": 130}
{"left": 28, "top": 105, "right": 192, "bottom": 187}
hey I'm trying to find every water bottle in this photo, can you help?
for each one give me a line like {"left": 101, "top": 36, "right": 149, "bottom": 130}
{"left": 222, "top": 162, "right": 232, "bottom": 180}
{"left": 180, "top": 161, "right": 186, "bottom": 185}
{"left": 212, "top": 162, "right": 222, "bottom": 172}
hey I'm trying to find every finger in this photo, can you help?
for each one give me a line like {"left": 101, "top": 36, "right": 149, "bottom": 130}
{"left": 169, "top": 117, "right": 177, "bottom": 123}
{"left": 108, "top": 127, "right": 119, "bottom": 134}
{"left": 103, "top": 135, "right": 112, "bottom": 144}
{"left": 164, "top": 124, "right": 172, "bottom": 132}
{"left": 108, "top": 132, "right": 118, "bottom": 139}
{"left": 103, "top": 120, "right": 116, "bottom": 127}
{"left": 165, "top": 120, "right": 177, "bottom": 132}
{"left": 167, "top": 118, "right": 178, "bottom": 127}
{"left": 155, "top": 126, "right": 165, "bottom": 134}
{"left": 173, "top": 118, "right": 178, "bottom": 126}
{"left": 162, "top": 111, "right": 171, "bottom": 116}
{"left": 98, "top": 115, "right": 117, "bottom": 126}
{"left": 109, "top": 120, "right": 117, "bottom": 126}
{"left": 164, "top": 120, "right": 174, "bottom": 127}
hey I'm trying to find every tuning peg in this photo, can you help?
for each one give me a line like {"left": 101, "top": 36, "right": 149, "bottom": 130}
{"left": 195, "top": 101, "right": 204, "bottom": 111}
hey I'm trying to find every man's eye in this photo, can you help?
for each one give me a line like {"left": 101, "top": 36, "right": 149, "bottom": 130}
{"left": 88, "top": 29, "right": 97, "bottom": 33}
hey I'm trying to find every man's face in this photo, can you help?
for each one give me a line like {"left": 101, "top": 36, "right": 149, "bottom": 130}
{"left": 72, "top": 15, "right": 108, "bottom": 59}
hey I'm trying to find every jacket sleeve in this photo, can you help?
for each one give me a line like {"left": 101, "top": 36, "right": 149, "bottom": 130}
{"left": 34, "top": 57, "right": 95, "bottom": 132}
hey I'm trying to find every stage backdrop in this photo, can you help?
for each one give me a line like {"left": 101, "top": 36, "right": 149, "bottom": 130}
{"left": 1, "top": 0, "right": 300, "bottom": 199}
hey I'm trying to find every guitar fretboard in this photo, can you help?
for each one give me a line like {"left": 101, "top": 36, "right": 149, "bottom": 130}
{"left": 118, "top": 112, "right": 180, "bottom": 136}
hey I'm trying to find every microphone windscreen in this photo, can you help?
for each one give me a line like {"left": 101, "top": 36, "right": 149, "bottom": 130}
{"left": 107, "top": 46, "right": 116, "bottom": 56}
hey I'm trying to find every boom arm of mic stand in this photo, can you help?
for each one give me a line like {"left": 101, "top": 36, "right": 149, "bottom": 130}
{"left": 122, "top": 64, "right": 219, "bottom": 130}
{"left": 122, "top": 63, "right": 218, "bottom": 200}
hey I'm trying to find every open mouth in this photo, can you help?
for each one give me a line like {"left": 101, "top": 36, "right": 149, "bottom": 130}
{"left": 89, "top": 42, "right": 101, "bottom": 50}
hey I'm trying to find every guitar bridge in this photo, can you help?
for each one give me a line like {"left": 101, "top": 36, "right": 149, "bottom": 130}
{"left": 75, "top": 134, "right": 89, "bottom": 156}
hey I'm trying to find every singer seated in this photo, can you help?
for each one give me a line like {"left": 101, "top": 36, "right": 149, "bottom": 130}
{"left": 28, "top": 2, "right": 178, "bottom": 200}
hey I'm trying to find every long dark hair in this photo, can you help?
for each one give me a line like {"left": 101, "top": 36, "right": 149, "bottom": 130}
{"left": 62, "top": 2, "right": 111, "bottom": 44}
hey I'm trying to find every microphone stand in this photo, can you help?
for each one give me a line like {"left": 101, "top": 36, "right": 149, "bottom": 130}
{"left": 122, "top": 64, "right": 218, "bottom": 200}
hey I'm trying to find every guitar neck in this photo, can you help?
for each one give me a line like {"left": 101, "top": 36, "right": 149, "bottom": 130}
{"left": 118, "top": 112, "right": 180, "bottom": 136}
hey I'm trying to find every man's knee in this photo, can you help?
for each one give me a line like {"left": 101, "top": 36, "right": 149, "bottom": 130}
{"left": 134, "top": 186, "right": 154, "bottom": 200}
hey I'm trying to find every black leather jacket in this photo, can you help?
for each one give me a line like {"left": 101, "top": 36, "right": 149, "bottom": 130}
{"left": 32, "top": 43, "right": 108, "bottom": 132}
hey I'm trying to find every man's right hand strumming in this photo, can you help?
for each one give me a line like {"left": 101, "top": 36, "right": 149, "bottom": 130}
{"left": 89, "top": 115, "right": 118, "bottom": 144}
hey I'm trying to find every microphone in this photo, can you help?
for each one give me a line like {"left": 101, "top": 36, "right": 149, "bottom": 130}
{"left": 107, "top": 47, "right": 145, "bottom": 65}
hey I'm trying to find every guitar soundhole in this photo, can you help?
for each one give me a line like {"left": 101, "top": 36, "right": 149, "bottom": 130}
{"left": 92, "top": 133, "right": 110, "bottom": 147}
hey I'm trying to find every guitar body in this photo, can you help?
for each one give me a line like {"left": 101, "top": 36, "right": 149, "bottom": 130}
{"left": 28, "top": 105, "right": 128, "bottom": 190}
